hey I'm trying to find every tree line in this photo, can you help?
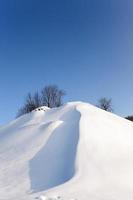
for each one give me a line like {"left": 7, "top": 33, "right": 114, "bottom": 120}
{"left": 17, "top": 85, "right": 65, "bottom": 117}
{"left": 17, "top": 85, "right": 133, "bottom": 122}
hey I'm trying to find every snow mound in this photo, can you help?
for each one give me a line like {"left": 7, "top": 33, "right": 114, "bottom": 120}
{"left": 0, "top": 102, "right": 133, "bottom": 200}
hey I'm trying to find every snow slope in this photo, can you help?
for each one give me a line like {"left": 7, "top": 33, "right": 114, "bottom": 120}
{"left": 0, "top": 102, "right": 133, "bottom": 200}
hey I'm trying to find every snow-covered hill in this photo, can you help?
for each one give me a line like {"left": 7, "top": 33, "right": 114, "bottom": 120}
{"left": 0, "top": 102, "right": 133, "bottom": 200}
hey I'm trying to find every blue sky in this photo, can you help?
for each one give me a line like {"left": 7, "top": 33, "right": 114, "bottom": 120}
{"left": 0, "top": 0, "right": 133, "bottom": 124}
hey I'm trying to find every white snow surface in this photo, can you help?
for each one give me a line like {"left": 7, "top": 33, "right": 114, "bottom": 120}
{"left": 0, "top": 102, "right": 133, "bottom": 200}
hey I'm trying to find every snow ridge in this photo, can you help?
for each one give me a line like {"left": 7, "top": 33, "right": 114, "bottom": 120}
{"left": 0, "top": 102, "right": 133, "bottom": 200}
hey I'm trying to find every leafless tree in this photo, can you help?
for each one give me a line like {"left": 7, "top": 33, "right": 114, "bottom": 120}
{"left": 17, "top": 85, "right": 65, "bottom": 117}
{"left": 33, "top": 92, "right": 41, "bottom": 108}
{"left": 17, "top": 92, "right": 41, "bottom": 117}
{"left": 41, "top": 85, "right": 65, "bottom": 108}
{"left": 97, "top": 97, "right": 113, "bottom": 112}
{"left": 125, "top": 116, "right": 133, "bottom": 122}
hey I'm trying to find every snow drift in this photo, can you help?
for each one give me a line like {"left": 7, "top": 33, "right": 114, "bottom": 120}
{"left": 0, "top": 102, "right": 133, "bottom": 200}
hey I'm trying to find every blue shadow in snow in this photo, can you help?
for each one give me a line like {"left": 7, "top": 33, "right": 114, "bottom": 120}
{"left": 29, "top": 108, "right": 80, "bottom": 193}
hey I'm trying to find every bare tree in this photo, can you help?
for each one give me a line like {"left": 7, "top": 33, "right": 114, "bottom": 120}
{"left": 17, "top": 92, "right": 41, "bottom": 117}
{"left": 125, "top": 116, "right": 133, "bottom": 122}
{"left": 17, "top": 85, "right": 65, "bottom": 117}
{"left": 41, "top": 85, "right": 65, "bottom": 108}
{"left": 33, "top": 92, "right": 41, "bottom": 108}
{"left": 97, "top": 97, "right": 113, "bottom": 112}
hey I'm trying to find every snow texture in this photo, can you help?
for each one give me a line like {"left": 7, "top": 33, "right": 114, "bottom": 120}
{"left": 0, "top": 102, "right": 133, "bottom": 200}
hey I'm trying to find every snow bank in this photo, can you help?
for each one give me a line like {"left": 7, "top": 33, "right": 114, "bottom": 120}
{"left": 0, "top": 102, "right": 133, "bottom": 200}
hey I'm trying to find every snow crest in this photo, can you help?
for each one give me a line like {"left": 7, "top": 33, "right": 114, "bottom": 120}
{"left": 0, "top": 102, "right": 133, "bottom": 200}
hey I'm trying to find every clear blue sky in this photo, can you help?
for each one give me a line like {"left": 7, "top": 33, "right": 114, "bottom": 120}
{"left": 0, "top": 0, "right": 133, "bottom": 124}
